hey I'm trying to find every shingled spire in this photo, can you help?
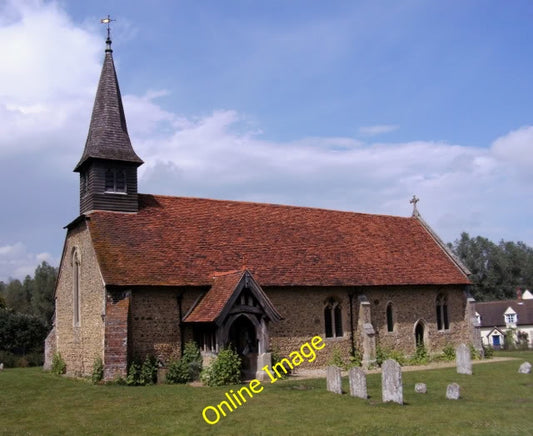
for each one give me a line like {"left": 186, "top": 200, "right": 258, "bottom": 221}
{"left": 74, "top": 43, "right": 142, "bottom": 171}
{"left": 75, "top": 29, "right": 143, "bottom": 214}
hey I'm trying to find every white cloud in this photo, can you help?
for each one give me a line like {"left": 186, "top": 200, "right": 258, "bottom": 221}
{"left": 134, "top": 108, "right": 533, "bottom": 246}
{"left": 0, "top": 0, "right": 100, "bottom": 163}
{"left": 491, "top": 125, "right": 533, "bottom": 173}
{"left": 0, "top": 242, "right": 57, "bottom": 282}
{"left": 358, "top": 124, "right": 399, "bottom": 136}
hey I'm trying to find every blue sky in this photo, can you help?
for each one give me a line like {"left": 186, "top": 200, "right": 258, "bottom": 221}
{"left": 1, "top": 0, "right": 532, "bottom": 280}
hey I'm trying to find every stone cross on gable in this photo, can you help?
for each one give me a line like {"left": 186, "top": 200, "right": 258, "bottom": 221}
{"left": 410, "top": 195, "right": 420, "bottom": 217}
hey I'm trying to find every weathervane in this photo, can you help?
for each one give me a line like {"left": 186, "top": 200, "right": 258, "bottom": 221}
{"left": 100, "top": 15, "right": 116, "bottom": 51}
{"left": 410, "top": 195, "right": 420, "bottom": 217}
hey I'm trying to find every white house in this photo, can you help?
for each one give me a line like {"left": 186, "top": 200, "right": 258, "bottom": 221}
{"left": 476, "top": 291, "right": 533, "bottom": 349}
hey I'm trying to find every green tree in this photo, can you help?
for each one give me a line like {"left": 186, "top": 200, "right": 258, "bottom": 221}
{"left": 0, "top": 281, "right": 5, "bottom": 308}
{"left": 450, "top": 232, "right": 533, "bottom": 301}
{"left": 30, "top": 262, "right": 57, "bottom": 328}
{"left": 5, "top": 279, "right": 31, "bottom": 314}
{"left": 0, "top": 282, "right": 6, "bottom": 309}
{"left": 0, "top": 309, "right": 48, "bottom": 355}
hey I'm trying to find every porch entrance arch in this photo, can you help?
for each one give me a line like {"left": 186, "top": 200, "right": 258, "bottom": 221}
{"left": 227, "top": 314, "right": 259, "bottom": 378}
{"left": 229, "top": 315, "right": 258, "bottom": 356}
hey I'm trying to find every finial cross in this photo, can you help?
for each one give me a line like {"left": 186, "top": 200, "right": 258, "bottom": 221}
{"left": 410, "top": 195, "right": 420, "bottom": 217}
{"left": 100, "top": 15, "right": 116, "bottom": 50}
{"left": 101, "top": 15, "right": 115, "bottom": 38}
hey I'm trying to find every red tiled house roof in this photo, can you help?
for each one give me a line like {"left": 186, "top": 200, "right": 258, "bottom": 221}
{"left": 184, "top": 271, "right": 244, "bottom": 322}
{"left": 183, "top": 270, "right": 283, "bottom": 323}
{"left": 85, "top": 194, "right": 470, "bottom": 288}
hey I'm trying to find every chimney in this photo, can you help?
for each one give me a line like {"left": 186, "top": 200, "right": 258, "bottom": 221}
{"left": 517, "top": 288, "right": 522, "bottom": 300}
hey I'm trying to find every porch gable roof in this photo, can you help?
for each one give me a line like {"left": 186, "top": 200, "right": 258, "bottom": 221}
{"left": 183, "top": 269, "right": 282, "bottom": 324}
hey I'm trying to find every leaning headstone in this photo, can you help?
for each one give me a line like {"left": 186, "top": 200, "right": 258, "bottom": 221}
{"left": 518, "top": 362, "right": 531, "bottom": 374}
{"left": 456, "top": 344, "right": 472, "bottom": 375}
{"left": 446, "top": 383, "right": 460, "bottom": 400}
{"left": 381, "top": 359, "right": 403, "bottom": 404}
{"left": 414, "top": 382, "right": 427, "bottom": 394}
{"left": 327, "top": 365, "right": 342, "bottom": 394}
{"left": 349, "top": 367, "right": 367, "bottom": 399}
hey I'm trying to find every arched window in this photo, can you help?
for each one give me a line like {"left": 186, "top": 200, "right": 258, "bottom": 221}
{"left": 386, "top": 302, "right": 394, "bottom": 332}
{"left": 324, "top": 298, "right": 343, "bottom": 338}
{"left": 436, "top": 294, "right": 449, "bottom": 330}
{"left": 72, "top": 249, "right": 81, "bottom": 326}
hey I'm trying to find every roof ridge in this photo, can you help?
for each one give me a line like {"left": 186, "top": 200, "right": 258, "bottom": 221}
{"left": 139, "top": 193, "right": 413, "bottom": 220}
{"left": 212, "top": 270, "right": 245, "bottom": 278}
{"left": 477, "top": 299, "right": 531, "bottom": 305}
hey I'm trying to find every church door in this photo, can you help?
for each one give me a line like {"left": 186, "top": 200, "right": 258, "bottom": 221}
{"left": 228, "top": 315, "right": 258, "bottom": 379}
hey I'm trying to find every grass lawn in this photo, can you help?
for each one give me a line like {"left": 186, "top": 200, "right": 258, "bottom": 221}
{"left": 1, "top": 352, "right": 532, "bottom": 436}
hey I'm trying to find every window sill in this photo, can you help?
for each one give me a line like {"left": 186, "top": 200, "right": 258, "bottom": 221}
{"left": 104, "top": 191, "right": 127, "bottom": 195}
{"left": 324, "top": 336, "right": 345, "bottom": 341}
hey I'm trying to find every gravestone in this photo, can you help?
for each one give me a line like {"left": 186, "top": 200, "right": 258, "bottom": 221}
{"left": 518, "top": 362, "right": 531, "bottom": 374}
{"left": 349, "top": 367, "right": 367, "bottom": 399}
{"left": 414, "top": 382, "right": 427, "bottom": 394}
{"left": 381, "top": 359, "right": 403, "bottom": 404}
{"left": 327, "top": 365, "right": 342, "bottom": 394}
{"left": 446, "top": 383, "right": 460, "bottom": 400}
{"left": 0, "top": 363, "right": 3, "bottom": 371}
{"left": 456, "top": 344, "right": 472, "bottom": 375}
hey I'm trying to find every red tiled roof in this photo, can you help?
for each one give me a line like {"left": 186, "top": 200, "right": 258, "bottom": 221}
{"left": 86, "top": 194, "right": 470, "bottom": 287}
{"left": 184, "top": 269, "right": 283, "bottom": 323}
{"left": 184, "top": 271, "right": 244, "bottom": 322}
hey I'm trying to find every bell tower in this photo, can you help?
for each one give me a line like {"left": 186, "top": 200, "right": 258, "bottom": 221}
{"left": 74, "top": 24, "right": 143, "bottom": 214}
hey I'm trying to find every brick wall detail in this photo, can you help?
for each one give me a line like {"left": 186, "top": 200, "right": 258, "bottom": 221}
{"left": 104, "top": 290, "right": 131, "bottom": 380}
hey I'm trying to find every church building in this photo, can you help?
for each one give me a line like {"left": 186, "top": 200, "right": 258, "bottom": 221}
{"left": 46, "top": 35, "right": 479, "bottom": 381}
